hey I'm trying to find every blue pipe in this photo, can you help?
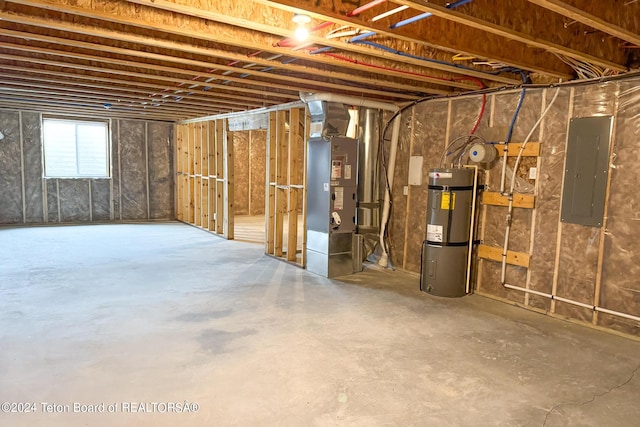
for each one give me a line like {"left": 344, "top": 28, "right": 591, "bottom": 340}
{"left": 350, "top": 31, "right": 377, "bottom": 42}
{"left": 390, "top": 12, "right": 432, "bottom": 29}
{"left": 353, "top": 39, "right": 479, "bottom": 72}
{"left": 309, "top": 46, "right": 333, "bottom": 55}
{"left": 346, "top": 38, "right": 528, "bottom": 84}
{"left": 390, "top": 0, "right": 473, "bottom": 29}
{"left": 505, "top": 72, "right": 529, "bottom": 143}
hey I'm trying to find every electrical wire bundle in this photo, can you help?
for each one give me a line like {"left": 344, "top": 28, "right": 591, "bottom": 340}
{"left": 553, "top": 53, "right": 618, "bottom": 79}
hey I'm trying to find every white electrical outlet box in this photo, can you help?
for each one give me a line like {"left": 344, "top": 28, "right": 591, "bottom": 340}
{"left": 403, "top": 186, "right": 409, "bottom": 196}
{"left": 529, "top": 167, "right": 537, "bottom": 180}
{"left": 408, "top": 156, "right": 423, "bottom": 185}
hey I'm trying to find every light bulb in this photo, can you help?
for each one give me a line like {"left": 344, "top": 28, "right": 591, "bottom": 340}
{"left": 294, "top": 26, "right": 309, "bottom": 41}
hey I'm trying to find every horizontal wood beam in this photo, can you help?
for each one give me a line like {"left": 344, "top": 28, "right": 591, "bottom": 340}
{"left": 482, "top": 192, "right": 536, "bottom": 209}
{"left": 0, "top": 51, "right": 297, "bottom": 101}
{"left": 0, "top": 87, "right": 218, "bottom": 117}
{"left": 0, "top": 41, "right": 319, "bottom": 100}
{"left": 477, "top": 244, "right": 530, "bottom": 268}
{"left": 0, "top": 79, "right": 234, "bottom": 114}
{"left": 124, "top": 0, "right": 468, "bottom": 91}
{"left": 504, "top": 142, "right": 541, "bottom": 157}
{"left": 527, "top": 0, "right": 640, "bottom": 47}
{"left": 259, "top": 0, "right": 572, "bottom": 78}
{"left": 0, "top": 100, "right": 180, "bottom": 121}
{"left": 0, "top": 63, "right": 276, "bottom": 108}
{"left": 0, "top": 26, "right": 453, "bottom": 95}
{"left": 3, "top": 0, "right": 443, "bottom": 98}
{"left": 393, "top": 0, "right": 626, "bottom": 71}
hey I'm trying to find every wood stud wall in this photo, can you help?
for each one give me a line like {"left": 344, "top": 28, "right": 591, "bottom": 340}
{"left": 264, "top": 108, "right": 309, "bottom": 266}
{"left": 175, "top": 119, "right": 234, "bottom": 239}
{"left": 176, "top": 107, "right": 308, "bottom": 267}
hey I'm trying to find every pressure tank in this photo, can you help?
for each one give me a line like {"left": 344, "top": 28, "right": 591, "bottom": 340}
{"left": 420, "top": 168, "right": 474, "bottom": 297}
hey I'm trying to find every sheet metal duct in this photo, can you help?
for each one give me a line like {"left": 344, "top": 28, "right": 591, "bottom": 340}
{"left": 356, "top": 107, "right": 381, "bottom": 234}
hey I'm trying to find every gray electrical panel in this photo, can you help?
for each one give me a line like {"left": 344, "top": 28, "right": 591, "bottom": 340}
{"left": 306, "top": 136, "right": 358, "bottom": 277}
{"left": 561, "top": 116, "right": 613, "bottom": 227}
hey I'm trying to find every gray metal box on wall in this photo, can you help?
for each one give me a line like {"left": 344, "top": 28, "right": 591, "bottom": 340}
{"left": 306, "top": 136, "right": 358, "bottom": 278}
{"left": 561, "top": 116, "right": 613, "bottom": 227}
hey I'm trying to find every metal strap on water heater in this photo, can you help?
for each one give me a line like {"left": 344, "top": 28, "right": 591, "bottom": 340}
{"left": 427, "top": 185, "right": 474, "bottom": 191}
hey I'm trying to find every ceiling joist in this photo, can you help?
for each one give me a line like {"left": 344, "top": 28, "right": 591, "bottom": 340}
{"left": 0, "top": 0, "right": 635, "bottom": 121}
{"left": 527, "top": 0, "right": 640, "bottom": 47}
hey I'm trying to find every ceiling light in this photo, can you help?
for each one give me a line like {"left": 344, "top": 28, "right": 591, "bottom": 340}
{"left": 294, "top": 26, "right": 310, "bottom": 41}
{"left": 292, "top": 13, "right": 311, "bottom": 25}
{"left": 292, "top": 13, "right": 311, "bottom": 42}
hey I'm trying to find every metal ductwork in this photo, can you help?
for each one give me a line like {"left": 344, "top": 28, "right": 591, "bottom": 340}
{"left": 356, "top": 108, "right": 381, "bottom": 234}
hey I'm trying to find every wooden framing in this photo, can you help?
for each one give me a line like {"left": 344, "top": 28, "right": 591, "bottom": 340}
{"left": 265, "top": 112, "right": 277, "bottom": 255}
{"left": 482, "top": 192, "right": 536, "bottom": 209}
{"left": 477, "top": 245, "right": 531, "bottom": 268}
{"left": 0, "top": 64, "right": 272, "bottom": 108}
{"left": 121, "top": 0, "right": 500, "bottom": 88}
{"left": 503, "top": 142, "right": 541, "bottom": 157}
{"left": 287, "top": 109, "right": 301, "bottom": 262}
{"left": 0, "top": 27, "right": 456, "bottom": 95}
{"left": 527, "top": 0, "right": 640, "bottom": 47}
{"left": 263, "top": 107, "right": 307, "bottom": 266}
{"left": 175, "top": 119, "right": 234, "bottom": 239}
{"left": 477, "top": 137, "right": 542, "bottom": 292}
{"left": 274, "top": 110, "right": 287, "bottom": 258}
{"left": 0, "top": 0, "right": 632, "bottom": 121}
{"left": 391, "top": 0, "right": 625, "bottom": 71}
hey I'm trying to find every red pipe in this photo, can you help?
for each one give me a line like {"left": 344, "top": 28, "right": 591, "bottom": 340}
{"left": 347, "top": 0, "right": 388, "bottom": 17}
{"left": 453, "top": 76, "right": 486, "bottom": 135}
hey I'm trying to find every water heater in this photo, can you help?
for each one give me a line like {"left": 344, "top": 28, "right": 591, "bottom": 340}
{"left": 420, "top": 168, "right": 474, "bottom": 297}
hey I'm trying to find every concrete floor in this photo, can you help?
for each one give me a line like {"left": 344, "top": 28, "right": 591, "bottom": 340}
{"left": 1, "top": 222, "right": 639, "bottom": 427}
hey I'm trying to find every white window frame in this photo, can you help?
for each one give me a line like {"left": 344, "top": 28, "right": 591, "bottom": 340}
{"left": 42, "top": 118, "right": 111, "bottom": 178}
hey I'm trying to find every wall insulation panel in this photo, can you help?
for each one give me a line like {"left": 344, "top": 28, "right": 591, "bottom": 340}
{"left": 599, "top": 81, "right": 640, "bottom": 335}
{"left": 59, "top": 179, "right": 91, "bottom": 222}
{"left": 403, "top": 100, "right": 450, "bottom": 272}
{"left": 148, "top": 122, "right": 174, "bottom": 219}
{"left": 527, "top": 89, "right": 572, "bottom": 311}
{"left": 0, "top": 111, "right": 22, "bottom": 224}
{"left": 119, "top": 120, "right": 148, "bottom": 220}
{"left": 91, "top": 179, "right": 111, "bottom": 221}
{"left": 391, "top": 76, "right": 640, "bottom": 337}
{"left": 21, "top": 112, "right": 43, "bottom": 223}
{"left": 388, "top": 111, "right": 411, "bottom": 269}
{"left": 0, "top": 110, "right": 174, "bottom": 225}
{"left": 46, "top": 179, "right": 58, "bottom": 222}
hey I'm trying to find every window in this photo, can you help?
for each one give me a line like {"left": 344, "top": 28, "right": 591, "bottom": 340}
{"left": 43, "top": 118, "right": 109, "bottom": 178}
